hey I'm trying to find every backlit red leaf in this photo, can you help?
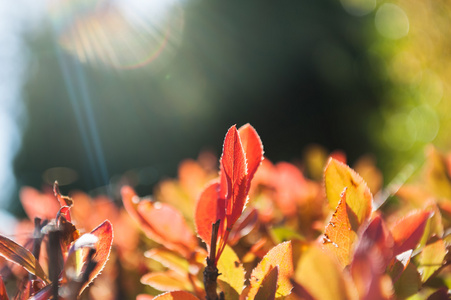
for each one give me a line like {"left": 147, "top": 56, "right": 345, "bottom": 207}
{"left": 238, "top": 123, "right": 263, "bottom": 184}
{"left": 79, "top": 220, "right": 114, "bottom": 295}
{"left": 220, "top": 125, "right": 248, "bottom": 227}
{"left": 247, "top": 241, "right": 293, "bottom": 299}
{"left": 194, "top": 181, "right": 223, "bottom": 250}
{"left": 322, "top": 188, "right": 358, "bottom": 268}
{"left": 0, "top": 234, "right": 49, "bottom": 283}
{"left": 390, "top": 210, "right": 432, "bottom": 256}
{"left": 351, "top": 215, "right": 395, "bottom": 300}
{"left": 0, "top": 275, "right": 8, "bottom": 300}
{"left": 152, "top": 291, "right": 200, "bottom": 300}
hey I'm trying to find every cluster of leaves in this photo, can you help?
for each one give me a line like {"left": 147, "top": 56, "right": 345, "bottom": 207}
{"left": 0, "top": 183, "right": 113, "bottom": 300}
{"left": 3, "top": 124, "right": 451, "bottom": 299}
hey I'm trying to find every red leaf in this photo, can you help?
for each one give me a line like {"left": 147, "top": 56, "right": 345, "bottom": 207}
{"left": 0, "top": 275, "right": 8, "bottom": 300}
{"left": 0, "top": 234, "right": 49, "bottom": 283}
{"left": 238, "top": 123, "right": 264, "bottom": 184}
{"left": 351, "top": 215, "right": 394, "bottom": 300}
{"left": 79, "top": 220, "right": 114, "bottom": 295}
{"left": 194, "top": 182, "right": 224, "bottom": 250}
{"left": 220, "top": 125, "right": 248, "bottom": 227}
{"left": 19, "top": 187, "right": 60, "bottom": 221}
{"left": 122, "top": 186, "right": 197, "bottom": 257}
{"left": 390, "top": 210, "right": 433, "bottom": 256}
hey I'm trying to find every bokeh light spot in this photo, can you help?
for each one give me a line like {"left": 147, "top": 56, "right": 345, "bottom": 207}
{"left": 340, "top": 0, "right": 376, "bottom": 17}
{"left": 375, "top": 4, "right": 409, "bottom": 40}
{"left": 383, "top": 111, "right": 415, "bottom": 151}
{"left": 409, "top": 105, "right": 439, "bottom": 143}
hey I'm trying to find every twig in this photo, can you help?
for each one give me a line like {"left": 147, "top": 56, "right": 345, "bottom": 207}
{"left": 204, "top": 220, "right": 224, "bottom": 300}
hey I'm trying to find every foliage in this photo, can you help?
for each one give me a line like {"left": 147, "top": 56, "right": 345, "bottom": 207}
{"left": 3, "top": 123, "right": 451, "bottom": 299}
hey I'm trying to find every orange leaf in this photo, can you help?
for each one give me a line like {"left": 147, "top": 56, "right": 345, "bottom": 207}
{"left": 153, "top": 291, "right": 200, "bottom": 300}
{"left": 220, "top": 125, "right": 248, "bottom": 227}
{"left": 141, "top": 270, "right": 193, "bottom": 292}
{"left": 324, "top": 158, "right": 372, "bottom": 228}
{"left": 79, "top": 220, "right": 114, "bottom": 295}
{"left": 121, "top": 186, "right": 197, "bottom": 257}
{"left": 0, "top": 234, "right": 49, "bottom": 283}
{"left": 137, "top": 201, "right": 197, "bottom": 256}
{"left": 390, "top": 210, "right": 432, "bottom": 256}
{"left": 247, "top": 241, "right": 293, "bottom": 299}
{"left": 238, "top": 123, "right": 264, "bottom": 184}
{"left": 322, "top": 188, "right": 358, "bottom": 268}
{"left": 194, "top": 182, "right": 224, "bottom": 250}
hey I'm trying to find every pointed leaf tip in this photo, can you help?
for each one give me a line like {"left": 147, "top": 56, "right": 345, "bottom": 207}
{"left": 238, "top": 123, "right": 264, "bottom": 183}
{"left": 391, "top": 210, "right": 433, "bottom": 256}
{"left": 322, "top": 188, "right": 358, "bottom": 268}
{"left": 324, "top": 158, "right": 372, "bottom": 228}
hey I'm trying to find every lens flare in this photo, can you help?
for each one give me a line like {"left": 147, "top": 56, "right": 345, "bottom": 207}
{"left": 47, "top": 0, "right": 184, "bottom": 70}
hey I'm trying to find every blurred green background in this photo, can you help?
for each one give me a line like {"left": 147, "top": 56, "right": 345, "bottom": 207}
{"left": 1, "top": 0, "right": 449, "bottom": 216}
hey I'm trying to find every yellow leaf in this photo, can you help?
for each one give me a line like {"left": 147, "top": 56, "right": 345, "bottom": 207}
{"left": 247, "top": 241, "right": 293, "bottom": 299}
{"left": 324, "top": 158, "right": 372, "bottom": 228}
{"left": 216, "top": 245, "right": 245, "bottom": 300}
{"left": 295, "top": 244, "right": 351, "bottom": 300}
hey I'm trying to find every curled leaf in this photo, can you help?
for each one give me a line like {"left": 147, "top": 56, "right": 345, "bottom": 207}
{"left": 0, "top": 234, "right": 49, "bottom": 283}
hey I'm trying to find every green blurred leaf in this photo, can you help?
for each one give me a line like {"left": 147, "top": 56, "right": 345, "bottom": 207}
{"left": 418, "top": 237, "right": 447, "bottom": 283}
